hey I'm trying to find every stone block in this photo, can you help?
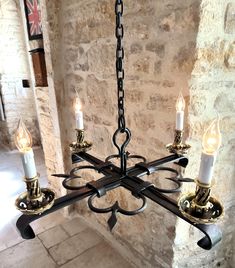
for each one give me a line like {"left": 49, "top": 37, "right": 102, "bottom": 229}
{"left": 31, "top": 211, "right": 66, "bottom": 235}
{"left": 130, "top": 43, "right": 143, "bottom": 54}
{"left": 154, "top": 60, "right": 162, "bottom": 73}
{"left": 86, "top": 75, "right": 114, "bottom": 115}
{"left": 126, "top": 90, "right": 144, "bottom": 103}
{"left": 38, "top": 225, "right": 69, "bottom": 249}
{"left": 146, "top": 94, "right": 173, "bottom": 111}
{"left": 73, "top": 46, "right": 89, "bottom": 71}
{"left": 224, "top": 3, "right": 235, "bottom": 34}
{"left": 60, "top": 241, "right": 133, "bottom": 268}
{"left": 49, "top": 228, "right": 102, "bottom": 265}
{"left": 134, "top": 112, "right": 155, "bottom": 130}
{"left": 173, "top": 42, "right": 196, "bottom": 72}
{"left": 214, "top": 92, "right": 235, "bottom": 113}
{"left": 0, "top": 238, "right": 56, "bottom": 268}
{"left": 133, "top": 57, "right": 150, "bottom": 73}
{"left": 87, "top": 43, "right": 115, "bottom": 75}
{"left": 224, "top": 42, "right": 235, "bottom": 69}
{"left": 146, "top": 42, "right": 165, "bottom": 58}
{"left": 61, "top": 217, "right": 87, "bottom": 236}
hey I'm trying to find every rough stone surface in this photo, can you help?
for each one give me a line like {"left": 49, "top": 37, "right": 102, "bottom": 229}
{"left": 0, "top": 238, "right": 56, "bottom": 268}
{"left": 61, "top": 217, "right": 87, "bottom": 236}
{"left": 49, "top": 228, "right": 103, "bottom": 265}
{"left": 224, "top": 2, "right": 235, "bottom": 34}
{"left": 61, "top": 241, "right": 133, "bottom": 268}
{"left": 38, "top": 225, "right": 69, "bottom": 249}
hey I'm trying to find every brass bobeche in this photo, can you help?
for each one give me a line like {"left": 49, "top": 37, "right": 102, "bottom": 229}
{"left": 178, "top": 180, "right": 223, "bottom": 224}
{"left": 69, "top": 129, "right": 92, "bottom": 153}
{"left": 15, "top": 174, "right": 55, "bottom": 215}
{"left": 166, "top": 129, "right": 191, "bottom": 155}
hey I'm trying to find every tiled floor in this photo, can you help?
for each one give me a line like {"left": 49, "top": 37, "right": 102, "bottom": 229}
{"left": 0, "top": 145, "right": 133, "bottom": 268}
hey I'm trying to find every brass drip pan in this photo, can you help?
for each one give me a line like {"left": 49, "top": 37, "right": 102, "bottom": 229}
{"left": 15, "top": 188, "right": 55, "bottom": 215}
{"left": 166, "top": 143, "right": 191, "bottom": 155}
{"left": 69, "top": 140, "right": 92, "bottom": 153}
{"left": 178, "top": 193, "right": 224, "bottom": 224}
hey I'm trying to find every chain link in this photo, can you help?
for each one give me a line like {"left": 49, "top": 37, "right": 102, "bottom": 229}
{"left": 115, "top": 0, "right": 125, "bottom": 130}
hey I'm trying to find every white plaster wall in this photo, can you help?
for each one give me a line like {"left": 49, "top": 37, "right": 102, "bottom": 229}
{"left": 0, "top": 0, "right": 40, "bottom": 148}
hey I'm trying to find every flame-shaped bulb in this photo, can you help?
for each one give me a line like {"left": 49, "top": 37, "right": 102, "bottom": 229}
{"left": 176, "top": 92, "right": 185, "bottom": 112}
{"left": 202, "top": 118, "right": 221, "bottom": 154}
{"left": 74, "top": 97, "right": 82, "bottom": 113}
{"left": 74, "top": 97, "right": 84, "bottom": 130}
{"left": 14, "top": 119, "right": 32, "bottom": 152}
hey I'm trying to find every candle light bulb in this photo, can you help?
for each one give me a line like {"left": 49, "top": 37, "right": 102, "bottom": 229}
{"left": 14, "top": 119, "right": 32, "bottom": 152}
{"left": 202, "top": 118, "right": 221, "bottom": 154}
{"left": 74, "top": 97, "right": 84, "bottom": 130}
{"left": 176, "top": 92, "right": 185, "bottom": 112}
{"left": 75, "top": 98, "right": 82, "bottom": 113}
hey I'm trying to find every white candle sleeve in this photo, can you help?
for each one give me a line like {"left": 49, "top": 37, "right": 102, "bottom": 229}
{"left": 76, "top": 111, "right": 84, "bottom": 130}
{"left": 198, "top": 152, "right": 216, "bottom": 185}
{"left": 21, "top": 148, "right": 37, "bottom": 179}
{"left": 176, "top": 111, "right": 184, "bottom": 130}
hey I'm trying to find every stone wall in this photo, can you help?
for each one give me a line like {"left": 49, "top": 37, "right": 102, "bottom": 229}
{"left": 173, "top": 1, "right": 235, "bottom": 267}
{"left": 40, "top": 0, "right": 200, "bottom": 267}
{"left": 27, "top": 0, "right": 66, "bottom": 195}
{"left": 0, "top": 0, "right": 40, "bottom": 149}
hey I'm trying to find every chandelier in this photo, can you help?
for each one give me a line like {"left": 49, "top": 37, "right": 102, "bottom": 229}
{"left": 15, "top": 0, "right": 223, "bottom": 250}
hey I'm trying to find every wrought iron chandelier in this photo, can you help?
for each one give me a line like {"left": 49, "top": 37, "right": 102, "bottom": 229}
{"left": 15, "top": 0, "right": 223, "bottom": 250}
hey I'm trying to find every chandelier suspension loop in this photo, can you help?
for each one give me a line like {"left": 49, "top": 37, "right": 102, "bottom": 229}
{"left": 105, "top": 153, "right": 147, "bottom": 165}
{"left": 112, "top": 127, "right": 131, "bottom": 173}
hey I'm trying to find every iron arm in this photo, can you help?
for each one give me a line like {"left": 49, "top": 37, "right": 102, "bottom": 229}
{"left": 16, "top": 152, "right": 222, "bottom": 250}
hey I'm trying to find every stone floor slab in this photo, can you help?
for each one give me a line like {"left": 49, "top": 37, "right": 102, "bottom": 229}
{"left": 0, "top": 237, "right": 56, "bottom": 268}
{"left": 61, "top": 217, "right": 87, "bottom": 236}
{"left": 38, "top": 225, "right": 69, "bottom": 249}
{"left": 61, "top": 241, "right": 133, "bottom": 268}
{"left": 31, "top": 210, "right": 67, "bottom": 235}
{"left": 0, "top": 221, "right": 23, "bottom": 251}
{"left": 49, "top": 228, "right": 102, "bottom": 265}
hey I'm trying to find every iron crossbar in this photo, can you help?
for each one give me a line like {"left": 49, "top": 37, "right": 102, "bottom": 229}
{"left": 16, "top": 152, "right": 221, "bottom": 250}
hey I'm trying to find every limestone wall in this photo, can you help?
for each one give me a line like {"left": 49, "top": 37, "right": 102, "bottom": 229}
{"left": 41, "top": 0, "right": 200, "bottom": 267}
{"left": 0, "top": 0, "right": 40, "bottom": 148}
{"left": 173, "top": 1, "right": 235, "bottom": 267}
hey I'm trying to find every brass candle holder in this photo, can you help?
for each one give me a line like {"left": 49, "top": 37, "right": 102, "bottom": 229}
{"left": 178, "top": 180, "right": 223, "bottom": 224}
{"left": 166, "top": 129, "right": 191, "bottom": 155}
{"left": 15, "top": 174, "right": 55, "bottom": 215}
{"left": 69, "top": 129, "right": 92, "bottom": 153}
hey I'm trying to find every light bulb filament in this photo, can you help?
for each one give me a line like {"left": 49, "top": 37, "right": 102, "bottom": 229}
{"left": 14, "top": 119, "right": 32, "bottom": 152}
{"left": 202, "top": 118, "right": 221, "bottom": 154}
{"left": 176, "top": 92, "right": 185, "bottom": 112}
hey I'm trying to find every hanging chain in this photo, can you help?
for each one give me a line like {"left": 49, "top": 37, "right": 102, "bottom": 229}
{"left": 115, "top": 0, "right": 125, "bottom": 130}
{"left": 113, "top": 0, "right": 131, "bottom": 174}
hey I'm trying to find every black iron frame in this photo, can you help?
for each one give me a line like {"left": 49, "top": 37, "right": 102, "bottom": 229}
{"left": 16, "top": 151, "right": 222, "bottom": 250}
{"left": 16, "top": 0, "right": 222, "bottom": 251}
